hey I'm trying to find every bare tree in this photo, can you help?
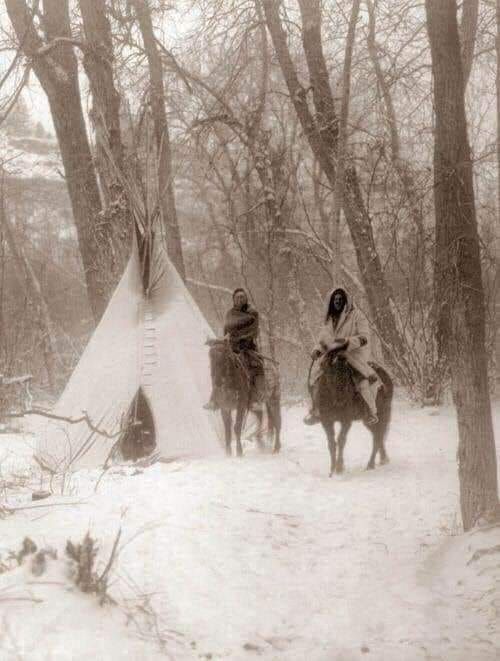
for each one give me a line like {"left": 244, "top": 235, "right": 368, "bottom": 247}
{"left": 425, "top": 0, "right": 499, "bottom": 530}
{"left": 262, "top": 0, "right": 409, "bottom": 376}
{"left": 365, "top": 0, "right": 443, "bottom": 402}
{"left": 130, "top": 0, "right": 186, "bottom": 281}
{"left": 78, "top": 0, "right": 132, "bottom": 281}
{"left": 79, "top": 2, "right": 125, "bottom": 193}
{"left": 5, "top": 0, "right": 123, "bottom": 320}
{"left": 0, "top": 188, "right": 58, "bottom": 389}
{"left": 330, "top": 0, "right": 360, "bottom": 283}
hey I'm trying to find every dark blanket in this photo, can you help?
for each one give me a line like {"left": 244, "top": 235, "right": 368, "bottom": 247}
{"left": 223, "top": 305, "right": 259, "bottom": 350}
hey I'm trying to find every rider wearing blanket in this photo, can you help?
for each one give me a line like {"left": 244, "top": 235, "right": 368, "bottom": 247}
{"left": 304, "top": 288, "right": 381, "bottom": 426}
{"left": 204, "top": 288, "right": 265, "bottom": 411}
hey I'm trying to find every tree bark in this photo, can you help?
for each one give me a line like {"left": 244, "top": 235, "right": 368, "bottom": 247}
{"left": 5, "top": 0, "right": 118, "bottom": 321}
{"left": 495, "top": 0, "right": 500, "bottom": 392}
{"left": 131, "top": 0, "right": 186, "bottom": 281}
{"left": 460, "top": 0, "right": 479, "bottom": 87}
{"left": 432, "top": 0, "right": 479, "bottom": 369}
{"left": 79, "top": 1, "right": 124, "bottom": 184}
{"left": 262, "top": 0, "right": 408, "bottom": 370}
{"left": 425, "top": 0, "right": 499, "bottom": 531}
{"left": 79, "top": 0, "right": 132, "bottom": 271}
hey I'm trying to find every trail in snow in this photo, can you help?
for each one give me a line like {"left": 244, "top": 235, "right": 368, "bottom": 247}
{"left": 1, "top": 401, "right": 500, "bottom": 660}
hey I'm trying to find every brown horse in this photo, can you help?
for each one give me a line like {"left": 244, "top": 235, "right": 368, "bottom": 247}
{"left": 311, "top": 350, "right": 393, "bottom": 475}
{"left": 207, "top": 339, "right": 281, "bottom": 457}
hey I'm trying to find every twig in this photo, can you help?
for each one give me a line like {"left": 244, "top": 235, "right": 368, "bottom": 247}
{"left": 467, "top": 545, "right": 500, "bottom": 566}
{"left": 4, "top": 500, "right": 88, "bottom": 512}
{"left": 98, "top": 527, "right": 122, "bottom": 587}
{"left": 0, "top": 596, "right": 43, "bottom": 604}
{"left": 6, "top": 408, "right": 123, "bottom": 440}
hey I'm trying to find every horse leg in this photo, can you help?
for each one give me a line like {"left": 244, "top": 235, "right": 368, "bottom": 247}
{"left": 335, "top": 421, "right": 351, "bottom": 474}
{"left": 254, "top": 410, "right": 265, "bottom": 452}
{"left": 367, "top": 427, "right": 378, "bottom": 470}
{"left": 375, "top": 421, "right": 390, "bottom": 465}
{"left": 322, "top": 419, "right": 336, "bottom": 477}
{"left": 234, "top": 402, "right": 245, "bottom": 457}
{"left": 267, "top": 397, "right": 282, "bottom": 454}
{"left": 221, "top": 409, "right": 232, "bottom": 457}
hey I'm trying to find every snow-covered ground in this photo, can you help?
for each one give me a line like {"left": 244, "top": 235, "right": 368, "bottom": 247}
{"left": 1, "top": 401, "right": 500, "bottom": 660}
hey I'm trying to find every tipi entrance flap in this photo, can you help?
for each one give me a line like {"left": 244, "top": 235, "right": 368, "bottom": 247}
{"left": 116, "top": 387, "right": 156, "bottom": 463}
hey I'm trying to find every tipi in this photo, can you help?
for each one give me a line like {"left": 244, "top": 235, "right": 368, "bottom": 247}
{"left": 36, "top": 225, "right": 223, "bottom": 473}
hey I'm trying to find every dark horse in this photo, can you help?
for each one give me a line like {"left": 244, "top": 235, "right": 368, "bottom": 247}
{"left": 312, "top": 351, "right": 393, "bottom": 475}
{"left": 207, "top": 339, "right": 281, "bottom": 457}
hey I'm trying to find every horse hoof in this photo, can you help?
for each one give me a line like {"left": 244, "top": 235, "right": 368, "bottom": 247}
{"left": 380, "top": 456, "right": 390, "bottom": 466}
{"left": 273, "top": 445, "right": 281, "bottom": 455}
{"left": 366, "top": 463, "right": 375, "bottom": 471}
{"left": 335, "top": 465, "right": 344, "bottom": 475}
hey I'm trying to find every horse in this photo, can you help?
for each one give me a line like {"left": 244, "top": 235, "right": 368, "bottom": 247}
{"left": 207, "top": 339, "right": 281, "bottom": 457}
{"left": 310, "top": 349, "right": 393, "bottom": 476}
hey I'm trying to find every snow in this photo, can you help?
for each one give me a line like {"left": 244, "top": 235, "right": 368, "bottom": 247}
{"left": 1, "top": 400, "right": 500, "bottom": 660}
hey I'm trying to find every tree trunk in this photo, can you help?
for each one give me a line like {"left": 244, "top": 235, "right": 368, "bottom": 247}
{"left": 79, "top": 0, "right": 132, "bottom": 269}
{"left": 425, "top": 0, "right": 499, "bottom": 531}
{"left": 262, "top": 0, "right": 408, "bottom": 373}
{"left": 78, "top": 2, "right": 121, "bottom": 179}
{"left": 5, "top": 0, "right": 119, "bottom": 321}
{"left": 495, "top": 0, "right": 500, "bottom": 392}
{"left": 330, "top": 0, "right": 360, "bottom": 283}
{"left": 431, "top": 0, "right": 479, "bottom": 371}
{"left": 131, "top": 0, "right": 186, "bottom": 281}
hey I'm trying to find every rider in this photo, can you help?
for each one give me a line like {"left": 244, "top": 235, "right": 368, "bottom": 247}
{"left": 204, "top": 288, "right": 265, "bottom": 411}
{"left": 304, "top": 287, "right": 381, "bottom": 426}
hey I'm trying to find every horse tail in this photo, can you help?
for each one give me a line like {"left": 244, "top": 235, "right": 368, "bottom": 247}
{"left": 373, "top": 364, "right": 394, "bottom": 444}
{"left": 265, "top": 383, "right": 282, "bottom": 443}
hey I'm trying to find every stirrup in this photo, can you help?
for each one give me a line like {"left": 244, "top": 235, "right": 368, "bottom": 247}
{"left": 249, "top": 401, "right": 264, "bottom": 413}
{"left": 203, "top": 400, "right": 219, "bottom": 411}
{"left": 366, "top": 413, "right": 378, "bottom": 426}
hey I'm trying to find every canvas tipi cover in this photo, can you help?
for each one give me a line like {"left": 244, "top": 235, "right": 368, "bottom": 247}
{"left": 36, "top": 234, "right": 222, "bottom": 473}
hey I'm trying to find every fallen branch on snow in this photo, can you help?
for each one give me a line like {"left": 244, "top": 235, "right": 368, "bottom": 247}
{"left": 467, "top": 545, "right": 500, "bottom": 566}
{"left": 5, "top": 408, "right": 127, "bottom": 439}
